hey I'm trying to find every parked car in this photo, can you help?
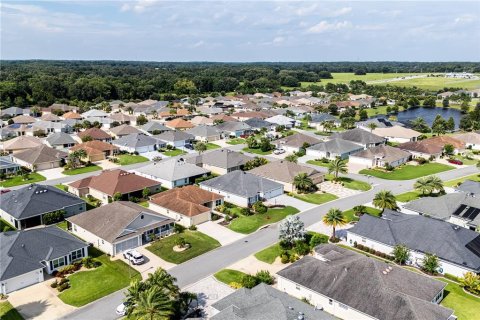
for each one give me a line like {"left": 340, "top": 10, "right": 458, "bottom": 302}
{"left": 447, "top": 159, "right": 463, "bottom": 165}
{"left": 185, "top": 144, "right": 194, "bottom": 150}
{"left": 0, "top": 189, "right": 11, "bottom": 194}
{"left": 273, "top": 148, "right": 285, "bottom": 155}
{"left": 116, "top": 302, "right": 128, "bottom": 316}
{"left": 123, "top": 249, "right": 145, "bottom": 265}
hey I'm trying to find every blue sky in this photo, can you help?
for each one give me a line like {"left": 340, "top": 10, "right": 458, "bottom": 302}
{"left": 1, "top": 1, "right": 479, "bottom": 61}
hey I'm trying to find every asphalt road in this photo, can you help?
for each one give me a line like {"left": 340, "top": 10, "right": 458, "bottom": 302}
{"left": 62, "top": 164, "right": 477, "bottom": 320}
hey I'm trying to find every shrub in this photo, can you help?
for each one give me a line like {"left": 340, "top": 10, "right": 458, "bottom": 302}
{"left": 309, "top": 234, "right": 328, "bottom": 248}
{"left": 240, "top": 207, "right": 253, "bottom": 216}
{"left": 415, "top": 157, "right": 428, "bottom": 165}
{"left": 82, "top": 256, "right": 94, "bottom": 269}
{"left": 279, "top": 240, "right": 292, "bottom": 250}
{"left": 229, "top": 282, "right": 243, "bottom": 289}
{"left": 174, "top": 237, "right": 187, "bottom": 248}
{"left": 252, "top": 201, "right": 267, "bottom": 214}
{"left": 255, "top": 270, "right": 274, "bottom": 285}
{"left": 58, "top": 264, "right": 76, "bottom": 276}
{"left": 93, "top": 261, "right": 102, "bottom": 268}
{"left": 241, "top": 275, "right": 259, "bottom": 289}
{"left": 50, "top": 281, "right": 58, "bottom": 288}
{"left": 289, "top": 254, "right": 298, "bottom": 263}
{"left": 280, "top": 254, "right": 290, "bottom": 264}
{"left": 57, "top": 282, "right": 70, "bottom": 292}
{"left": 294, "top": 240, "right": 311, "bottom": 256}
{"left": 42, "top": 210, "right": 65, "bottom": 225}
{"left": 58, "top": 278, "right": 69, "bottom": 285}
{"left": 188, "top": 225, "right": 197, "bottom": 231}
{"left": 174, "top": 224, "right": 186, "bottom": 233}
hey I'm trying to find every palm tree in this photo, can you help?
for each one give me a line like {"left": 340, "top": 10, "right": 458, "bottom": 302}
{"left": 293, "top": 173, "right": 314, "bottom": 193}
{"left": 145, "top": 269, "right": 179, "bottom": 298}
{"left": 130, "top": 287, "right": 174, "bottom": 320}
{"left": 414, "top": 177, "right": 433, "bottom": 195}
{"left": 427, "top": 175, "right": 444, "bottom": 194}
{"left": 285, "top": 154, "right": 298, "bottom": 163}
{"left": 367, "top": 123, "right": 377, "bottom": 132}
{"left": 194, "top": 142, "right": 207, "bottom": 155}
{"left": 352, "top": 205, "right": 367, "bottom": 217}
{"left": 322, "top": 121, "right": 334, "bottom": 133}
{"left": 373, "top": 190, "right": 398, "bottom": 213}
{"left": 322, "top": 208, "right": 347, "bottom": 240}
{"left": 328, "top": 158, "right": 348, "bottom": 181}
{"left": 125, "top": 280, "right": 146, "bottom": 315}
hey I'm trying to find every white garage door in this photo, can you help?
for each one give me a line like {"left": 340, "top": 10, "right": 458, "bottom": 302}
{"left": 5, "top": 270, "right": 43, "bottom": 294}
{"left": 114, "top": 237, "right": 140, "bottom": 255}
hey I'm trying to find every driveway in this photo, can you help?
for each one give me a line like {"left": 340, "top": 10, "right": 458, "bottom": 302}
{"left": 196, "top": 221, "right": 246, "bottom": 246}
{"left": 8, "top": 280, "right": 75, "bottom": 320}
{"left": 96, "top": 160, "right": 120, "bottom": 170}
{"left": 227, "top": 254, "right": 288, "bottom": 276}
{"left": 319, "top": 181, "right": 363, "bottom": 198}
{"left": 265, "top": 194, "right": 316, "bottom": 212}
{"left": 39, "top": 167, "right": 66, "bottom": 180}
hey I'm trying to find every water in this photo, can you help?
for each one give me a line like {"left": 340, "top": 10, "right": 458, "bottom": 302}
{"left": 395, "top": 107, "right": 463, "bottom": 129}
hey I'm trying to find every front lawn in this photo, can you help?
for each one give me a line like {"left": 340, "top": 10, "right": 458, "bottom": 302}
{"left": 444, "top": 174, "right": 480, "bottom": 187}
{"left": 342, "top": 207, "right": 382, "bottom": 222}
{"left": 226, "top": 138, "right": 245, "bottom": 145}
{"left": 395, "top": 190, "right": 422, "bottom": 202}
{"left": 117, "top": 154, "right": 149, "bottom": 165}
{"left": 326, "top": 175, "right": 371, "bottom": 191}
{"left": 205, "top": 143, "right": 221, "bottom": 150}
{"left": 254, "top": 243, "right": 284, "bottom": 264}
{"left": 214, "top": 269, "right": 247, "bottom": 285}
{"left": 228, "top": 206, "right": 300, "bottom": 234}
{"left": 58, "top": 248, "right": 140, "bottom": 307}
{"left": 146, "top": 230, "right": 221, "bottom": 264}
{"left": 241, "top": 147, "right": 273, "bottom": 155}
{"left": 439, "top": 278, "right": 480, "bottom": 320}
{"left": 161, "top": 149, "right": 186, "bottom": 157}
{"left": 0, "top": 173, "right": 46, "bottom": 187}
{"left": 0, "top": 302, "right": 23, "bottom": 320}
{"left": 291, "top": 192, "right": 338, "bottom": 204}
{"left": 63, "top": 164, "right": 102, "bottom": 176}
{"left": 56, "top": 221, "right": 68, "bottom": 230}
{"left": 359, "top": 163, "right": 454, "bottom": 180}
{"left": 306, "top": 159, "right": 330, "bottom": 168}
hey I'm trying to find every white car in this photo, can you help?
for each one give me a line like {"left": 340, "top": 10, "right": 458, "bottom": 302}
{"left": 273, "top": 148, "right": 285, "bottom": 155}
{"left": 123, "top": 249, "right": 145, "bottom": 265}
{"left": 116, "top": 302, "right": 127, "bottom": 316}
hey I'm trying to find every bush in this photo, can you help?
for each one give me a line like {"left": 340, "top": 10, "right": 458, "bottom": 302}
{"left": 280, "top": 254, "right": 290, "bottom": 264}
{"left": 50, "top": 281, "right": 58, "bottom": 288}
{"left": 279, "top": 240, "right": 292, "bottom": 250}
{"left": 241, "top": 275, "right": 258, "bottom": 289}
{"left": 289, "top": 254, "right": 298, "bottom": 263}
{"left": 58, "top": 278, "right": 69, "bottom": 285}
{"left": 188, "top": 225, "right": 197, "bottom": 231}
{"left": 229, "top": 282, "right": 243, "bottom": 289}
{"left": 240, "top": 207, "right": 253, "bottom": 216}
{"left": 57, "top": 264, "right": 76, "bottom": 276}
{"left": 57, "top": 282, "right": 70, "bottom": 292}
{"left": 82, "top": 256, "right": 94, "bottom": 269}
{"left": 42, "top": 210, "right": 65, "bottom": 225}
{"left": 294, "top": 240, "right": 311, "bottom": 256}
{"left": 255, "top": 270, "right": 274, "bottom": 285}
{"left": 415, "top": 157, "right": 428, "bottom": 165}
{"left": 252, "top": 201, "right": 267, "bottom": 214}
{"left": 174, "top": 224, "right": 186, "bottom": 233}
{"left": 309, "top": 234, "right": 328, "bottom": 248}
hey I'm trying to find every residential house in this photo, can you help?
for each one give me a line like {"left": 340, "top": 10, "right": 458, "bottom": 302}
{"left": 0, "top": 107, "right": 26, "bottom": 119}
{"left": 264, "top": 115, "right": 296, "bottom": 128}
{"left": 77, "top": 127, "right": 112, "bottom": 142}
{"left": 0, "top": 127, "right": 15, "bottom": 140}
{"left": 67, "top": 169, "right": 161, "bottom": 204}
{"left": 165, "top": 118, "right": 195, "bottom": 130}
{"left": 112, "top": 133, "right": 158, "bottom": 154}
{"left": 190, "top": 116, "right": 214, "bottom": 126}
{"left": 186, "top": 125, "right": 222, "bottom": 142}
{"left": 62, "top": 111, "right": 83, "bottom": 120}
{"left": 356, "top": 117, "right": 400, "bottom": 131}
{"left": 347, "top": 210, "right": 480, "bottom": 277}
{"left": 0, "top": 184, "right": 86, "bottom": 230}
{"left": 332, "top": 128, "right": 385, "bottom": 148}
{"left": 372, "top": 126, "right": 421, "bottom": 144}
{"left": 277, "top": 244, "right": 454, "bottom": 320}
{"left": 12, "top": 145, "right": 67, "bottom": 171}
{"left": 308, "top": 113, "right": 341, "bottom": 130}
{"left": 211, "top": 283, "right": 335, "bottom": 320}
{"left": 149, "top": 185, "right": 223, "bottom": 227}
{"left": 249, "top": 161, "right": 324, "bottom": 192}
{"left": 83, "top": 116, "right": 115, "bottom": 129}
{"left": 231, "top": 111, "right": 269, "bottom": 121}
{"left": 45, "top": 132, "right": 77, "bottom": 149}
{"left": 244, "top": 118, "right": 276, "bottom": 131}
{"left": 140, "top": 121, "right": 171, "bottom": 135}
{"left": 186, "top": 149, "right": 250, "bottom": 175}
{"left": 456, "top": 180, "right": 480, "bottom": 195}
{"left": 67, "top": 201, "right": 173, "bottom": 256}
{"left": 210, "top": 114, "right": 237, "bottom": 123}
{"left": 306, "top": 138, "right": 364, "bottom": 160}
{"left": 199, "top": 171, "right": 283, "bottom": 207}
{"left": 153, "top": 130, "right": 194, "bottom": 148}
{"left": 453, "top": 132, "right": 480, "bottom": 150}
{"left": 135, "top": 158, "right": 210, "bottom": 189}
{"left": 0, "top": 156, "right": 20, "bottom": 175}
{"left": 399, "top": 136, "right": 465, "bottom": 159}
{"left": 2, "top": 136, "right": 43, "bottom": 154}
{"left": 70, "top": 140, "right": 119, "bottom": 162}
{"left": 216, "top": 121, "right": 253, "bottom": 138}
{"left": 349, "top": 145, "right": 411, "bottom": 169}
{"left": 109, "top": 124, "right": 141, "bottom": 138}
{"left": 0, "top": 226, "right": 88, "bottom": 294}
{"left": 108, "top": 113, "right": 137, "bottom": 126}
{"left": 12, "top": 115, "right": 36, "bottom": 124}
{"left": 81, "top": 109, "right": 108, "bottom": 118}
{"left": 32, "top": 120, "right": 73, "bottom": 134}
{"left": 40, "top": 113, "right": 61, "bottom": 122}
{"left": 274, "top": 133, "right": 322, "bottom": 154}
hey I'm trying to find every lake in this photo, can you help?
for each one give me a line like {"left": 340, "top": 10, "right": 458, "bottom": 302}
{"left": 395, "top": 107, "right": 463, "bottom": 129}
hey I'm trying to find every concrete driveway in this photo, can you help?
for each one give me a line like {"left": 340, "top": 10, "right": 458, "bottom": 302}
{"left": 266, "top": 194, "right": 316, "bottom": 212}
{"left": 114, "top": 246, "right": 176, "bottom": 280}
{"left": 196, "top": 221, "right": 246, "bottom": 246}
{"left": 39, "top": 167, "right": 66, "bottom": 180}
{"left": 8, "top": 280, "right": 75, "bottom": 320}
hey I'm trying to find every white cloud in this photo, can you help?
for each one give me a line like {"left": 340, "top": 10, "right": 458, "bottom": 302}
{"left": 191, "top": 40, "right": 205, "bottom": 48}
{"left": 295, "top": 4, "right": 318, "bottom": 16}
{"left": 120, "top": 0, "right": 159, "bottom": 13}
{"left": 330, "top": 7, "right": 352, "bottom": 17}
{"left": 454, "top": 14, "right": 476, "bottom": 24}
{"left": 307, "top": 21, "right": 351, "bottom": 34}
{"left": 0, "top": 3, "right": 45, "bottom": 14}
{"left": 273, "top": 36, "right": 285, "bottom": 44}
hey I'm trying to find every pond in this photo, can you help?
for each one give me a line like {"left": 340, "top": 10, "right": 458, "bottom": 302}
{"left": 396, "top": 107, "right": 463, "bottom": 129}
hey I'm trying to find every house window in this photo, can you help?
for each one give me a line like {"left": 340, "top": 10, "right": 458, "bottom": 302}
{"left": 71, "top": 249, "right": 83, "bottom": 261}
{"left": 215, "top": 199, "right": 222, "bottom": 206}
{"left": 52, "top": 257, "right": 66, "bottom": 269}
{"left": 361, "top": 237, "right": 366, "bottom": 243}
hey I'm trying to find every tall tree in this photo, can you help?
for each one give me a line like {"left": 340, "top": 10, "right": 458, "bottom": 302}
{"left": 293, "top": 173, "right": 314, "bottom": 193}
{"left": 328, "top": 158, "right": 348, "bottom": 180}
{"left": 414, "top": 177, "right": 433, "bottom": 195}
{"left": 130, "top": 287, "right": 174, "bottom": 320}
{"left": 194, "top": 142, "right": 207, "bottom": 155}
{"left": 322, "top": 208, "right": 346, "bottom": 240}
{"left": 279, "top": 215, "right": 306, "bottom": 245}
{"left": 372, "top": 190, "right": 397, "bottom": 213}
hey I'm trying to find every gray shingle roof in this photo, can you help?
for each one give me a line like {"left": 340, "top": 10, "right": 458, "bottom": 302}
{"left": 350, "top": 144, "right": 411, "bottom": 162}
{"left": 0, "top": 226, "right": 87, "bottom": 281}
{"left": 186, "top": 125, "right": 221, "bottom": 138}
{"left": 349, "top": 210, "right": 480, "bottom": 272}
{"left": 200, "top": 171, "right": 283, "bottom": 198}
{"left": 307, "top": 138, "right": 364, "bottom": 154}
{"left": 112, "top": 133, "right": 158, "bottom": 149}
{"left": 153, "top": 130, "right": 194, "bottom": 143}
{"left": 140, "top": 121, "right": 171, "bottom": 133}
{"left": 135, "top": 158, "right": 210, "bottom": 182}
{"left": 216, "top": 121, "right": 252, "bottom": 132}
{"left": 278, "top": 244, "right": 453, "bottom": 320}
{"left": 309, "top": 113, "right": 338, "bottom": 123}
{"left": 46, "top": 132, "right": 77, "bottom": 146}
{"left": 243, "top": 118, "right": 274, "bottom": 129}
{"left": 456, "top": 180, "right": 480, "bottom": 195}
{"left": 332, "top": 128, "right": 385, "bottom": 145}
{"left": 186, "top": 149, "right": 250, "bottom": 169}
{"left": 0, "top": 184, "right": 85, "bottom": 220}
{"left": 212, "top": 283, "right": 334, "bottom": 320}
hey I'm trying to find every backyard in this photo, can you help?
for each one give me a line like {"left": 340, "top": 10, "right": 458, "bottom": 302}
{"left": 146, "top": 230, "right": 221, "bottom": 264}
{"left": 62, "top": 164, "right": 102, "bottom": 176}
{"left": 214, "top": 269, "right": 247, "bottom": 285}
{"left": 116, "top": 154, "right": 149, "bottom": 165}
{"left": 0, "top": 302, "right": 23, "bottom": 320}
{"left": 228, "top": 206, "right": 299, "bottom": 234}
{"left": 360, "top": 163, "right": 454, "bottom": 180}
{"left": 0, "top": 172, "right": 46, "bottom": 187}
{"left": 58, "top": 248, "right": 140, "bottom": 307}
{"left": 290, "top": 192, "right": 338, "bottom": 204}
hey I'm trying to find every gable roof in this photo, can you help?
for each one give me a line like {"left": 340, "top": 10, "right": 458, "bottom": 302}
{"left": 186, "top": 149, "right": 250, "bottom": 169}
{"left": 67, "top": 201, "right": 172, "bottom": 243}
{"left": 308, "top": 138, "right": 364, "bottom": 154}
{"left": 109, "top": 124, "right": 141, "bottom": 136}
{"left": 2, "top": 136, "right": 43, "bottom": 151}
{"left": 70, "top": 140, "right": 119, "bottom": 156}
{"left": 349, "top": 210, "right": 480, "bottom": 272}
{"left": 278, "top": 244, "right": 453, "bottom": 320}
{"left": 153, "top": 130, "right": 194, "bottom": 143}
{"left": 112, "top": 133, "right": 158, "bottom": 149}
{"left": 78, "top": 127, "right": 111, "bottom": 140}
{"left": 249, "top": 161, "right": 324, "bottom": 184}
{"left": 68, "top": 169, "right": 160, "bottom": 196}
{"left": 0, "top": 226, "right": 87, "bottom": 281}
{"left": 350, "top": 144, "right": 411, "bottom": 162}
{"left": 0, "top": 184, "right": 85, "bottom": 220}
{"left": 332, "top": 128, "right": 385, "bottom": 145}
{"left": 275, "top": 133, "right": 322, "bottom": 148}
{"left": 399, "top": 136, "right": 465, "bottom": 155}
{"left": 46, "top": 132, "right": 77, "bottom": 146}
{"left": 13, "top": 145, "right": 68, "bottom": 165}
{"left": 136, "top": 158, "right": 210, "bottom": 182}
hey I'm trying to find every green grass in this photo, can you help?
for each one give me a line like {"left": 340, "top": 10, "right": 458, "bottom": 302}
{"left": 0, "top": 302, "right": 24, "bottom": 320}
{"left": 452, "top": 155, "right": 477, "bottom": 165}
{"left": 138, "top": 201, "right": 149, "bottom": 208}
{"left": 291, "top": 192, "right": 338, "bottom": 204}
{"left": 161, "top": 149, "right": 186, "bottom": 157}
{"left": 117, "top": 154, "right": 149, "bottom": 165}
{"left": 395, "top": 190, "right": 422, "bottom": 202}
{"left": 254, "top": 243, "right": 284, "bottom": 264}
{"left": 55, "top": 184, "right": 68, "bottom": 192}
{"left": 56, "top": 220, "right": 68, "bottom": 230}
{"left": 226, "top": 138, "right": 245, "bottom": 145}
{"left": 214, "top": 269, "right": 247, "bottom": 285}
{"left": 228, "top": 206, "right": 300, "bottom": 234}
{"left": 242, "top": 147, "right": 273, "bottom": 155}
{"left": 0, "top": 173, "right": 46, "bottom": 187}
{"left": 325, "top": 175, "right": 371, "bottom": 191}
{"left": 444, "top": 174, "right": 480, "bottom": 187}
{"left": 438, "top": 278, "right": 480, "bottom": 320}
{"left": 0, "top": 218, "right": 16, "bottom": 231}
{"left": 146, "top": 230, "right": 221, "bottom": 264}
{"left": 58, "top": 248, "right": 140, "bottom": 307}
{"left": 306, "top": 160, "right": 331, "bottom": 168}
{"left": 342, "top": 207, "right": 382, "bottom": 222}
{"left": 360, "top": 163, "right": 454, "bottom": 180}
{"left": 63, "top": 165, "right": 102, "bottom": 176}
{"left": 205, "top": 143, "right": 221, "bottom": 150}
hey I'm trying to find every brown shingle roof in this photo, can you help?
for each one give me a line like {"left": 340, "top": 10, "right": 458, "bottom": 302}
{"left": 399, "top": 136, "right": 465, "bottom": 155}
{"left": 165, "top": 118, "right": 195, "bottom": 129}
{"left": 13, "top": 145, "right": 67, "bottom": 165}
{"left": 2, "top": 136, "right": 43, "bottom": 151}
{"left": 70, "top": 140, "right": 118, "bottom": 156}
{"left": 62, "top": 111, "right": 83, "bottom": 119}
{"left": 109, "top": 124, "right": 141, "bottom": 136}
{"left": 78, "top": 128, "right": 111, "bottom": 140}
{"left": 211, "top": 114, "right": 237, "bottom": 122}
{"left": 12, "top": 115, "right": 36, "bottom": 124}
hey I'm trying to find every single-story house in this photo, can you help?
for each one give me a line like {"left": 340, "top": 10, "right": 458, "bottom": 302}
{"left": 274, "top": 133, "right": 322, "bottom": 154}
{"left": 199, "top": 171, "right": 284, "bottom": 207}
{"left": 190, "top": 116, "right": 214, "bottom": 126}
{"left": 331, "top": 128, "right": 385, "bottom": 148}
{"left": 149, "top": 185, "right": 223, "bottom": 227}
{"left": 349, "top": 145, "right": 412, "bottom": 169}
{"left": 108, "top": 113, "right": 137, "bottom": 126}
{"left": 165, "top": 118, "right": 195, "bottom": 130}
{"left": 355, "top": 117, "right": 400, "bottom": 130}
{"left": 12, "top": 145, "right": 68, "bottom": 171}
{"left": 135, "top": 158, "right": 210, "bottom": 189}
{"left": 210, "top": 114, "right": 237, "bottom": 123}
{"left": 69, "top": 140, "right": 119, "bottom": 162}
{"left": 77, "top": 127, "right": 112, "bottom": 142}
{"left": 111, "top": 133, "right": 158, "bottom": 153}
{"left": 249, "top": 160, "right": 324, "bottom": 192}
{"left": 40, "top": 113, "right": 61, "bottom": 122}
{"left": 83, "top": 117, "right": 115, "bottom": 129}
{"left": 186, "top": 149, "right": 251, "bottom": 175}
{"left": 45, "top": 132, "right": 77, "bottom": 149}
{"left": 67, "top": 169, "right": 161, "bottom": 204}
{"left": 12, "top": 115, "right": 36, "bottom": 124}
{"left": 231, "top": 111, "right": 269, "bottom": 121}
{"left": 67, "top": 201, "right": 173, "bottom": 256}
{"left": 306, "top": 138, "right": 364, "bottom": 160}
{"left": 0, "top": 184, "right": 86, "bottom": 230}
{"left": 243, "top": 117, "right": 277, "bottom": 131}
{"left": 0, "top": 226, "right": 88, "bottom": 294}
{"left": 186, "top": 125, "right": 222, "bottom": 142}
{"left": 308, "top": 113, "right": 341, "bottom": 130}
{"left": 0, "top": 156, "right": 20, "bottom": 175}
{"left": 372, "top": 125, "right": 421, "bottom": 143}
{"left": 153, "top": 130, "right": 194, "bottom": 148}
{"left": 215, "top": 121, "right": 253, "bottom": 138}
{"left": 211, "top": 283, "right": 335, "bottom": 320}
{"left": 277, "top": 244, "right": 454, "bottom": 320}
{"left": 109, "top": 124, "right": 141, "bottom": 138}
{"left": 453, "top": 132, "right": 480, "bottom": 150}
{"left": 399, "top": 136, "right": 465, "bottom": 159}
{"left": 347, "top": 210, "right": 480, "bottom": 277}
{"left": 2, "top": 136, "right": 43, "bottom": 154}
{"left": 264, "top": 115, "right": 296, "bottom": 128}
{"left": 0, "top": 107, "right": 26, "bottom": 119}
{"left": 81, "top": 109, "right": 108, "bottom": 118}
{"left": 140, "top": 121, "right": 171, "bottom": 135}
{"left": 32, "top": 121, "right": 73, "bottom": 134}
{"left": 62, "top": 111, "right": 83, "bottom": 120}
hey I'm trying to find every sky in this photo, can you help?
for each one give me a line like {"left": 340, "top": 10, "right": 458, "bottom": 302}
{"left": 1, "top": 0, "right": 479, "bottom": 62}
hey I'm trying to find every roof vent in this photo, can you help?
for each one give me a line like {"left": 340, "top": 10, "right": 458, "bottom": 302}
{"left": 382, "top": 271, "right": 387, "bottom": 275}
{"left": 141, "top": 214, "right": 144, "bottom": 219}
{"left": 21, "top": 244, "right": 25, "bottom": 248}
{"left": 288, "top": 306, "right": 294, "bottom": 310}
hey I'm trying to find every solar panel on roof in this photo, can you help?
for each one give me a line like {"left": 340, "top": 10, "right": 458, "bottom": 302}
{"left": 453, "top": 204, "right": 468, "bottom": 216}
{"left": 463, "top": 207, "right": 480, "bottom": 221}
{"left": 466, "top": 236, "right": 480, "bottom": 258}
